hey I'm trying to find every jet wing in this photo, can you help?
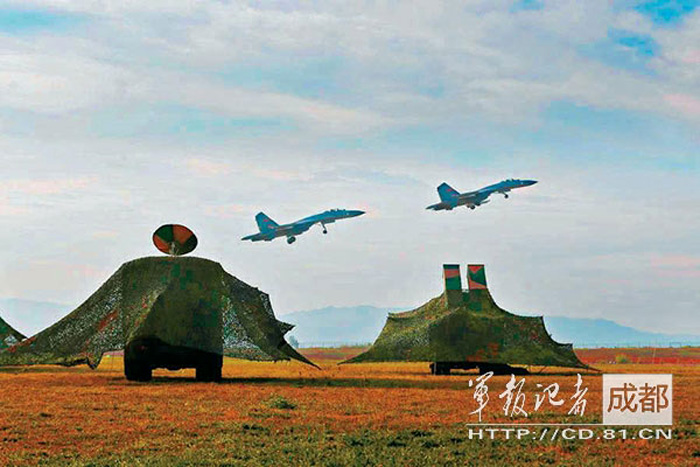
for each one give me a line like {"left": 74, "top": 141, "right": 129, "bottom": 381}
{"left": 287, "top": 221, "right": 315, "bottom": 234}
{"left": 457, "top": 190, "right": 482, "bottom": 202}
{"left": 457, "top": 190, "right": 492, "bottom": 208}
{"left": 241, "top": 232, "right": 271, "bottom": 242}
{"left": 262, "top": 221, "right": 313, "bottom": 237}
{"left": 462, "top": 189, "right": 483, "bottom": 197}
{"left": 426, "top": 202, "right": 446, "bottom": 210}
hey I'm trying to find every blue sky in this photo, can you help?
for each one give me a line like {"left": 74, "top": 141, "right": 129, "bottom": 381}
{"left": 0, "top": 1, "right": 698, "bottom": 336}
{"left": 0, "top": 8, "right": 84, "bottom": 34}
{"left": 634, "top": 0, "right": 699, "bottom": 24}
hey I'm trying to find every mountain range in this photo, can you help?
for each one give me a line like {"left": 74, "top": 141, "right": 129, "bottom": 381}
{"left": 280, "top": 305, "right": 700, "bottom": 348}
{"left": 1, "top": 300, "right": 698, "bottom": 348}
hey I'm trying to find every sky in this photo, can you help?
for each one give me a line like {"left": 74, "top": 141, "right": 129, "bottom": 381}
{"left": 0, "top": 0, "right": 698, "bottom": 335}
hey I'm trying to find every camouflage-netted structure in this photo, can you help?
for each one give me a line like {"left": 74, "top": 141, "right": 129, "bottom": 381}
{"left": 343, "top": 264, "right": 588, "bottom": 372}
{"left": 0, "top": 257, "right": 313, "bottom": 370}
{"left": 0, "top": 316, "right": 25, "bottom": 350}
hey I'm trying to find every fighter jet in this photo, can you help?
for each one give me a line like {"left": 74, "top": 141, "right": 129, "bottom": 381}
{"left": 241, "top": 209, "right": 365, "bottom": 244}
{"left": 426, "top": 179, "right": 537, "bottom": 211}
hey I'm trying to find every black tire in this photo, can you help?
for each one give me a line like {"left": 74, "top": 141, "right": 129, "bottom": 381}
{"left": 124, "top": 358, "right": 153, "bottom": 382}
{"left": 196, "top": 354, "right": 223, "bottom": 382}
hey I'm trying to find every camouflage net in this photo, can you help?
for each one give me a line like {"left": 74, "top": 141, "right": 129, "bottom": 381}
{"left": 0, "top": 316, "right": 25, "bottom": 350}
{"left": 344, "top": 287, "right": 589, "bottom": 369}
{"left": 0, "top": 257, "right": 314, "bottom": 369}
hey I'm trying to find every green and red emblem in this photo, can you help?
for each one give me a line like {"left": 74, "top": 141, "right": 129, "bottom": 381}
{"left": 443, "top": 264, "right": 462, "bottom": 291}
{"left": 467, "top": 264, "right": 487, "bottom": 290}
{"left": 152, "top": 224, "right": 198, "bottom": 256}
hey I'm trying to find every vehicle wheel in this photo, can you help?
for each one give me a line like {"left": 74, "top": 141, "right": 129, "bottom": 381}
{"left": 124, "top": 358, "right": 152, "bottom": 382}
{"left": 196, "top": 354, "right": 223, "bottom": 382}
{"left": 287, "top": 236, "right": 296, "bottom": 244}
{"left": 505, "top": 194, "right": 509, "bottom": 199}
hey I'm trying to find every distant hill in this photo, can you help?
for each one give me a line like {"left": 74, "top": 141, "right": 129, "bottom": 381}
{"left": 0, "top": 298, "right": 70, "bottom": 337}
{"left": 281, "top": 306, "right": 700, "bottom": 348}
{"left": 542, "top": 316, "right": 700, "bottom": 348}
{"left": 3, "top": 299, "right": 699, "bottom": 348}
{"left": 281, "top": 306, "right": 403, "bottom": 347}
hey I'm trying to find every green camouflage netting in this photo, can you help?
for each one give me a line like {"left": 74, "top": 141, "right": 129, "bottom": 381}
{"left": 0, "top": 257, "right": 314, "bottom": 369}
{"left": 344, "top": 269, "right": 588, "bottom": 369}
{"left": 0, "top": 316, "right": 25, "bottom": 350}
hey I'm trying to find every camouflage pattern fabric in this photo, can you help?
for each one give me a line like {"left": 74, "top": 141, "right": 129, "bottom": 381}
{"left": 443, "top": 264, "right": 462, "bottom": 290}
{"left": 344, "top": 266, "right": 588, "bottom": 369}
{"left": 467, "top": 264, "right": 488, "bottom": 290}
{"left": 443, "top": 264, "right": 464, "bottom": 307}
{"left": 0, "top": 257, "right": 314, "bottom": 369}
{"left": 0, "top": 316, "right": 25, "bottom": 351}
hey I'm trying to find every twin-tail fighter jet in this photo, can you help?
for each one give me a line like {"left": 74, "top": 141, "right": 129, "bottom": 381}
{"left": 426, "top": 179, "right": 537, "bottom": 211}
{"left": 241, "top": 209, "right": 365, "bottom": 244}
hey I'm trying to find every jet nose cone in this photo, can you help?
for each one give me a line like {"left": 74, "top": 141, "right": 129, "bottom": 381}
{"left": 525, "top": 180, "right": 538, "bottom": 186}
{"left": 350, "top": 210, "right": 365, "bottom": 217}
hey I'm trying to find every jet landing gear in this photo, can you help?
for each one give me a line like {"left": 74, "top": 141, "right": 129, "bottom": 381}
{"left": 286, "top": 236, "right": 296, "bottom": 244}
{"left": 504, "top": 193, "right": 509, "bottom": 199}
{"left": 321, "top": 224, "right": 328, "bottom": 234}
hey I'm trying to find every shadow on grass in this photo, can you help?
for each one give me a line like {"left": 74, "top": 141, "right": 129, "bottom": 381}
{"left": 114, "top": 370, "right": 601, "bottom": 390}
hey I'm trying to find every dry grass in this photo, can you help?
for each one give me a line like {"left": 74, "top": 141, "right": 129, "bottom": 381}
{"left": 0, "top": 350, "right": 697, "bottom": 465}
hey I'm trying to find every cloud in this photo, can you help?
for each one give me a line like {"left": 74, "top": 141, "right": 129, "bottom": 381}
{"left": 0, "top": 260, "right": 111, "bottom": 303}
{"left": 252, "top": 168, "right": 311, "bottom": 182}
{"left": 1, "top": 177, "right": 96, "bottom": 195}
{"left": 0, "top": 1, "right": 202, "bottom": 15}
{"left": 1, "top": 1, "right": 699, "bottom": 131}
{"left": 648, "top": 10, "right": 700, "bottom": 118}
{"left": 652, "top": 254, "right": 700, "bottom": 269}
{"left": 184, "top": 157, "right": 313, "bottom": 182}
{"left": 0, "top": 2, "right": 698, "bottom": 335}
{"left": 0, "top": 198, "right": 26, "bottom": 216}
{"left": 664, "top": 93, "right": 700, "bottom": 115}
{"left": 91, "top": 230, "right": 119, "bottom": 239}
{"left": 204, "top": 203, "right": 251, "bottom": 219}
{"left": 185, "top": 158, "right": 232, "bottom": 177}
{"left": 680, "top": 48, "right": 700, "bottom": 63}
{"left": 150, "top": 77, "right": 389, "bottom": 134}
{"left": 652, "top": 258, "right": 700, "bottom": 278}
{"left": 0, "top": 46, "right": 132, "bottom": 113}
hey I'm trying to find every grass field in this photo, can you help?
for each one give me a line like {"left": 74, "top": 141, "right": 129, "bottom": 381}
{"left": 0, "top": 348, "right": 697, "bottom": 466}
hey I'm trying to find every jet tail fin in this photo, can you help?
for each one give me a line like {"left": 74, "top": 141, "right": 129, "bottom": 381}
{"left": 437, "top": 182, "right": 460, "bottom": 202}
{"left": 255, "top": 212, "right": 279, "bottom": 233}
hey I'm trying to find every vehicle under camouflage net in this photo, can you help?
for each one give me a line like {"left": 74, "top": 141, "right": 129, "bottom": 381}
{"left": 0, "top": 315, "right": 25, "bottom": 350}
{"left": 343, "top": 264, "right": 589, "bottom": 375}
{"left": 0, "top": 257, "right": 315, "bottom": 381}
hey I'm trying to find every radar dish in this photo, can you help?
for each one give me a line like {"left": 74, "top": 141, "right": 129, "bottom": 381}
{"left": 152, "top": 224, "right": 198, "bottom": 256}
